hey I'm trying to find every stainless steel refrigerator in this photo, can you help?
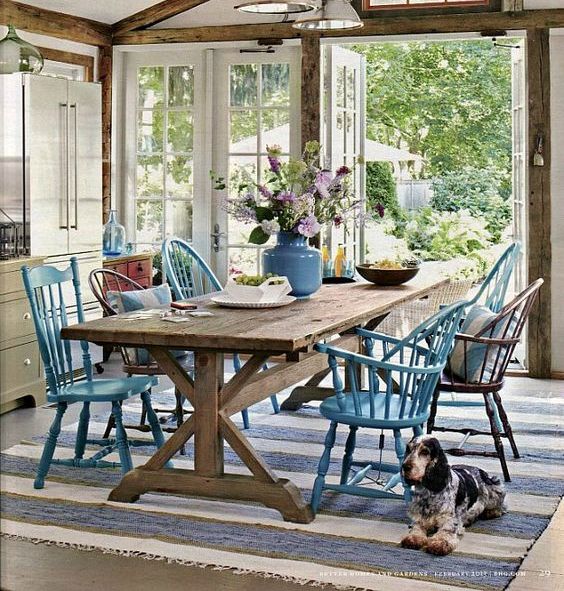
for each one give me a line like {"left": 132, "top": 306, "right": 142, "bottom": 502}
{"left": 1, "top": 73, "right": 103, "bottom": 309}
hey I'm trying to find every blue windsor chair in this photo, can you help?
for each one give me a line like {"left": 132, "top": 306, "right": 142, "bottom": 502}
{"left": 310, "top": 300, "right": 466, "bottom": 513}
{"left": 434, "top": 241, "right": 521, "bottom": 414}
{"left": 21, "top": 257, "right": 167, "bottom": 489}
{"left": 161, "top": 237, "right": 280, "bottom": 428}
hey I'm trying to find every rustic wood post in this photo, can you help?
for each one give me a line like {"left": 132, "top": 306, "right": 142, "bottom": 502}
{"left": 301, "top": 34, "right": 322, "bottom": 151}
{"left": 526, "top": 28, "right": 551, "bottom": 378}
{"left": 99, "top": 45, "right": 113, "bottom": 224}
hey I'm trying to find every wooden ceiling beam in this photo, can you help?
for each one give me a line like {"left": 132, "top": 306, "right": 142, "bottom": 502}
{"left": 112, "top": 0, "right": 214, "bottom": 37}
{"left": 1, "top": 0, "right": 112, "bottom": 46}
{"left": 113, "top": 8, "right": 564, "bottom": 45}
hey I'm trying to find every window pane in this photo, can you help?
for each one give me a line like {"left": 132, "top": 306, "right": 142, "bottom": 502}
{"left": 261, "top": 109, "right": 290, "bottom": 153}
{"left": 230, "top": 111, "right": 259, "bottom": 152}
{"left": 346, "top": 68, "right": 356, "bottom": 108}
{"left": 165, "top": 200, "right": 193, "bottom": 240}
{"left": 230, "top": 64, "right": 258, "bottom": 107}
{"left": 262, "top": 63, "right": 290, "bottom": 106}
{"left": 336, "top": 66, "right": 346, "bottom": 108}
{"left": 345, "top": 111, "right": 355, "bottom": 155}
{"left": 136, "top": 155, "right": 164, "bottom": 198}
{"left": 229, "top": 155, "right": 257, "bottom": 195}
{"left": 138, "top": 66, "right": 164, "bottom": 109}
{"left": 166, "top": 154, "right": 193, "bottom": 199}
{"left": 136, "top": 200, "right": 163, "bottom": 244}
{"left": 168, "top": 65, "right": 194, "bottom": 107}
{"left": 167, "top": 111, "right": 194, "bottom": 153}
{"left": 137, "top": 110, "right": 163, "bottom": 153}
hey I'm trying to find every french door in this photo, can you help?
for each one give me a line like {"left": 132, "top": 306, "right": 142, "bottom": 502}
{"left": 323, "top": 45, "right": 366, "bottom": 264}
{"left": 212, "top": 47, "right": 301, "bottom": 283}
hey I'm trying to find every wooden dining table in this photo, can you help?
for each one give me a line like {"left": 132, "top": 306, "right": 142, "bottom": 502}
{"left": 61, "top": 273, "right": 447, "bottom": 523}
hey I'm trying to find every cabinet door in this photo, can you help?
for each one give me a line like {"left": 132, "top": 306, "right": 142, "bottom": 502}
{"left": 67, "top": 80, "right": 102, "bottom": 254}
{"left": 27, "top": 75, "right": 70, "bottom": 256}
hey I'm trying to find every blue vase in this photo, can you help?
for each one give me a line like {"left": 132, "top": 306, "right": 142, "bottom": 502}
{"left": 102, "top": 210, "right": 126, "bottom": 256}
{"left": 262, "top": 232, "right": 322, "bottom": 299}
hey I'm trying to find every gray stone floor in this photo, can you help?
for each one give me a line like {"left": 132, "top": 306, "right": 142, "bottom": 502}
{"left": 1, "top": 358, "right": 562, "bottom": 591}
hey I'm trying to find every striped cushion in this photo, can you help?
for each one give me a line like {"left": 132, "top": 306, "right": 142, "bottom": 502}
{"left": 105, "top": 284, "right": 184, "bottom": 365}
{"left": 448, "top": 305, "right": 516, "bottom": 383}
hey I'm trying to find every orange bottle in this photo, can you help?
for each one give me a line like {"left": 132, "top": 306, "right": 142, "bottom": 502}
{"left": 334, "top": 244, "right": 346, "bottom": 277}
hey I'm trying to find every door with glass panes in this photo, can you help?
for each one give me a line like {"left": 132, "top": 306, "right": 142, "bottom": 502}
{"left": 123, "top": 51, "right": 210, "bottom": 257}
{"left": 212, "top": 48, "right": 301, "bottom": 283}
{"left": 323, "top": 45, "right": 366, "bottom": 265}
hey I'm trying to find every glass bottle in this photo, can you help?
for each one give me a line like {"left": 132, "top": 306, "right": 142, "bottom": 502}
{"left": 333, "top": 244, "right": 346, "bottom": 277}
{"left": 322, "top": 244, "right": 331, "bottom": 277}
{"left": 102, "top": 210, "right": 126, "bottom": 256}
{"left": 0, "top": 25, "right": 43, "bottom": 74}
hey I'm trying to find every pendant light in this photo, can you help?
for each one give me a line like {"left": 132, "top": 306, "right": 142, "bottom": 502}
{"left": 293, "top": 0, "right": 363, "bottom": 30}
{"left": 0, "top": 25, "right": 43, "bottom": 75}
{"left": 235, "top": 1, "right": 318, "bottom": 14}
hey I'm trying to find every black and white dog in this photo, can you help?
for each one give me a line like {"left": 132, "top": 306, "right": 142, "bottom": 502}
{"left": 400, "top": 435, "right": 506, "bottom": 556}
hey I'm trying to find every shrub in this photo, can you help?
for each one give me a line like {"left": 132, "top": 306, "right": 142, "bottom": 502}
{"left": 366, "top": 161, "right": 401, "bottom": 220}
{"left": 430, "top": 166, "right": 511, "bottom": 243}
{"left": 393, "top": 207, "right": 492, "bottom": 261}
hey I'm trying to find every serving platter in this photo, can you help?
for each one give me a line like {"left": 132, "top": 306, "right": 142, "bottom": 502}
{"left": 210, "top": 294, "right": 296, "bottom": 309}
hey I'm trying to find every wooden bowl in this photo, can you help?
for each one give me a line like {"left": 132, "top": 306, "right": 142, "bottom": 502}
{"left": 356, "top": 264, "right": 420, "bottom": 286}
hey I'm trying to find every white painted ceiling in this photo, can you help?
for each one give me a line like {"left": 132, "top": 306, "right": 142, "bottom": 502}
{"left": 14, "top": 0, "right": 564, "bottom": 28}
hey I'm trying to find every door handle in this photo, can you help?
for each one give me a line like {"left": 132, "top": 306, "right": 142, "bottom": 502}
{"left": 70, "top": 103, "right": 78, "bottom": 230}
{"left": 59, "top": 103, "right": 69, "bottom": 230}
{"left": 211, "top": 224, "right": 226, "bottom": 252}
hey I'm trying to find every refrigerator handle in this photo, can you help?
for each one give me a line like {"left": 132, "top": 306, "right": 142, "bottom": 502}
{"left": 59, "top": 102, "right": 69, "bottom": 230}
{"left": 70, "top": 103, "right": 78, "bottom": 230}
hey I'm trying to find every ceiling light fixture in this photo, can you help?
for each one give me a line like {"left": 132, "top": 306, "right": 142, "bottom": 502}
{"left": 235, "top": 1, "right": 318, "bottom": 14}
{"left": 0, "top": 25, "right": 43, "bottom": 75}
{"left": 292, "top": 0, "right": 363, "bottom": 30}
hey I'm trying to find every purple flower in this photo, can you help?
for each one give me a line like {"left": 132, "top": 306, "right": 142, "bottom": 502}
{"left": 336, "top": 165, "right": 351, "bottom": 176}
{"left": 258, "top": 185, "right": 273, "bottom": 199}
{"left": 275, "top": 190, "right": 297, "bottom": 204}
{"left": 315, "top": 170, "right": 332, "bottom": 199}
{"left": 268, "top": 155, "right": 281, "bottom": 174}
{"left": 296, "top": 214, "right": 321, "bottom": 238}
{"left": 334, "top": 215, "right": 344, "bottom": 227}
{"left": 375, "top": 203, "right": 385, "bottom": 218}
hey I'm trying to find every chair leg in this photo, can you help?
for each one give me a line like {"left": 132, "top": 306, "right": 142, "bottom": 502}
{"left": 240, "top": 408, "right": 250, "bottom": 430}
{"left": 102, "top": 412, "right": 115, "bottom": 439}
{"left": 311, "top": 421, "right": 338, "bottom": 514}
{"left": 483, "top": 393, "right": 511, "bottom": 482}
{"left": 74, "top": 402, "right": 90, "bottom": 460}
{"left": 393, "top": 429, "right": 411, "bottom": 503}
{"left": 34, "top": 402, "right": 67, "bottom": 489}
{"left": 112, "top": 401, "right": 133, "bottom": 475}
{"left": 492, "top": 391, "right": 520, "bottom": 459}
{"left": 270, "top": 394, "right": 280, "bottom": 414}
{"left": 413, "top": 424, "right": 424, "bottom": 438}
{"left": 174, "top": 388, "right": 186, "bottom": 455}
{"left": 427, "top": 387, "right": 441, "bottom": 434}
{"left": 340, "top": 426, "right": 358, "bottom": 485}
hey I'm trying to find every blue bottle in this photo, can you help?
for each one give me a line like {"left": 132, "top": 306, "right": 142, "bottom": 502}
{"left": 102, "top": 210, "right": 126, "bottom": 256}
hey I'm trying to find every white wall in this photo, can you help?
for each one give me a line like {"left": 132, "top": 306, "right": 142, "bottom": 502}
{"left": 0, "top": 25, "right": 99, "bottom": 78}
{"left": 550, "top": 29, "right": 564, "bottom": 373}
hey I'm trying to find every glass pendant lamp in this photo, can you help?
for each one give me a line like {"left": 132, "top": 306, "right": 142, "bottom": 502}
{"left": 292, "top": 0, "right": 363, "bottom": 30}
{"left": 235, "top": 0, "right": 318, "bottom": 14}
{"left": 0, "top": 25, "right": 43, "bottom": 74}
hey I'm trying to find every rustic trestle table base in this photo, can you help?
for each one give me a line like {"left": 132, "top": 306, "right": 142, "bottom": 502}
{"left": 62, "top": 277, "right": 447, "bottom": 523}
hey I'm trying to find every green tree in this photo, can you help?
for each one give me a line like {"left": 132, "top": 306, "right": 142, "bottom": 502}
{"left": 352, "top": 40, "right": 513, "bottom": 181}
{"left": 365, "top": 161, "right": 401, "bottom": 219}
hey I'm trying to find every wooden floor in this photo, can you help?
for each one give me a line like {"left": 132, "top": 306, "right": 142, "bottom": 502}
{"left": 1, "top": 358, "right": 562, "bottom": 591}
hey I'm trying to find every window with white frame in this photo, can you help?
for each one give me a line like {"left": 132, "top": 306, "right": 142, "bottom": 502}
{"left": 134, "top": 64, "right": 196, "bottom": 248}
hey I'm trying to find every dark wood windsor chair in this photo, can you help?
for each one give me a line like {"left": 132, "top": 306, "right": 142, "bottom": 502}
{"left": 427, "top": 278, "right": 543, "bottom": 481}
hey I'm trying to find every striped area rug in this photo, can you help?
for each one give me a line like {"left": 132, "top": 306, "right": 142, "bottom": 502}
{"left": 1, "top": 382, "right": 562, "bottom": 591}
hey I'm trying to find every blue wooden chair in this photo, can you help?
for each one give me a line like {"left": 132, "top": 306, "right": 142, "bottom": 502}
{"left": 21, "top": 257, "right": 166, "bottom": 489}
{"left": 310, "top": 301, "right": 466, "bottom": 513}
{"left": 162, "top": 237, "right": 280, "bottom": 428}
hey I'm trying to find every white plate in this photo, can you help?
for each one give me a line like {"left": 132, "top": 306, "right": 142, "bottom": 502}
{"left": 210, "top": 294, "right": 296, "bottom": 309}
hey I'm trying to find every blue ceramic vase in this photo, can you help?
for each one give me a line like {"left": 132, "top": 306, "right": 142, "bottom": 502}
{"left": 262, "top": 232, "right": 322, "bottom": 299}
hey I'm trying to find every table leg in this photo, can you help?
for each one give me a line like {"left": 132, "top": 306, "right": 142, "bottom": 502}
{"left": 108, "top": 349, "right": 314, "bottom": 524}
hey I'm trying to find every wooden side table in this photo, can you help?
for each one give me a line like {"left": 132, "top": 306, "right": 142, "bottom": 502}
{"left": 98, "top": 252, "right": 154, "bottom": 370}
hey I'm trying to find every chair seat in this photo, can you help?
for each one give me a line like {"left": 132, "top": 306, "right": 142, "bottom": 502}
{"left": 437, "top": 370, "right": 504, "bottom": 393}
{"left": 320, "top": 391, "right": 428, "bottom": 429}
{"left": 47, "top": 376, "right": 158, "bottom": 404}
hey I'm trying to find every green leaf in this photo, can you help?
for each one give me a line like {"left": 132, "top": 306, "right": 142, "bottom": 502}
{"left": 255, "top": 207, "right": 274, "bottom": 223}
{"left": 249, "top": 226, "right": 270, "bottom": 245}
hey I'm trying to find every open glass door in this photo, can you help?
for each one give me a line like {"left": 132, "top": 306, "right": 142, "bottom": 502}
{"left": 212, "top": 47, "right": 301, "bottom": 283}
{"left": 323, "top": 45, "right": 366, "bottom": 264}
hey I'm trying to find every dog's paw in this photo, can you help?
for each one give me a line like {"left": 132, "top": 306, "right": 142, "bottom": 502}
{"left": 426, "top": 538, "right": 456, "bottom": 556}
{"left": 400, "top": 534, "right": 428, "bottom": 550}
{"left": 481, "top": 508, "right": 503, "bottom": 520}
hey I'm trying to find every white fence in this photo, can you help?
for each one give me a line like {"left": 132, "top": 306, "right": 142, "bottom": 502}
{"left": 397, "top": 180, "right": 434, "bottom": 210}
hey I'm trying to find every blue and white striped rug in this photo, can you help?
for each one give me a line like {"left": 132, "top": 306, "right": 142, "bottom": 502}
{"left": 1, "top": 381, "right": 562, "bottom": 591}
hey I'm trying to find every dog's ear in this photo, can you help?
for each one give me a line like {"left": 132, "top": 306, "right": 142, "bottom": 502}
{"left": 422, "top": 438, "right": 450, "bottom": 493}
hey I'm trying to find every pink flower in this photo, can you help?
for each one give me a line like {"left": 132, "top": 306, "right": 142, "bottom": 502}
{"left": 296, "top": 214, "right": 321, "bottom": 238}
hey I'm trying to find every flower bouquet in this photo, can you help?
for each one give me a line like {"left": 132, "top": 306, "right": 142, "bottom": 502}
{"left": 214, "top": 141, "right": 359, "bottom": 244}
